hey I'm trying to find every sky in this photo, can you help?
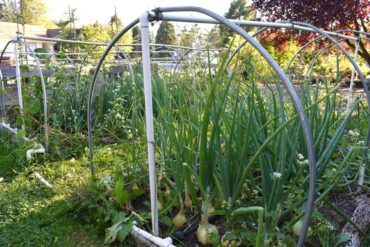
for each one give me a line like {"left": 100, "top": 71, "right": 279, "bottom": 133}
{"left": 44, "top": 0, "right": 234, "bottom": 27}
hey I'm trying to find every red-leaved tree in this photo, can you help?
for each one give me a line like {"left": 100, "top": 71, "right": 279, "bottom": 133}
{"left": 252, "top": 0, "right": 370, "bottom": 65}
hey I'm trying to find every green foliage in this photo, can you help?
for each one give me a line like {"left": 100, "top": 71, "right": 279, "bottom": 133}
{"left": 0, "top": 132, "right": 31, "bottom": 178}
{"left": 179, "top": 25, "right": 199, "bottom": 47}
{"left": 155, "top": 21, "right": 176, "bottom": 45}
{"left": 0, "top": 159, "right": 103, "bottom": 246}
{"left": 220, "top": 0, "right": 256, "bottom": 45}
{"left": 0, "top": 0, "right": 53, "bottom": 26}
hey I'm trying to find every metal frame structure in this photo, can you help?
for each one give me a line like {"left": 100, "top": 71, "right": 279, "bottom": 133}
{"left": 1, "top": 7, "right": 367, "bottom": 246}
{"left": 0, "top": 38, "right": 49, "bottom": 151}
{"left": 85, "top": 6, "right": 365, "bottom": 246}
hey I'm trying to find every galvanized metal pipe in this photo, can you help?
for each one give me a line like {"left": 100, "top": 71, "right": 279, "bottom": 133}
{"left": 155, "top": 6, "right": 317, "bottom": 247}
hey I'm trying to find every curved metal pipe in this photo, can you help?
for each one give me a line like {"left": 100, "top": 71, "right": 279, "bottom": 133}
{"left": 286, "top": 36, "right": 326, "bottom": 73}
{"left": 154, "top": 6, "right": 316, "bottom": 246}
{"left": 287, "top": 22, "right": 370, "bottom": 124}
{"left": 225, "top": 26, "right": 268, "bottom": 67}
{"left": 87, "top": 18, "right": 140, "bottom": 177}
{"left": 0, "top": 40, "right": 14, "bottom": 65}
{"left": 306, "top": 43, "right": 335, "bottom": 77}
{"left": 19, "top": 38, "right": 49, "bottom": 152}
{"left": 116, "top": 46, "right": 136, "bottom": 85}
{"left": 286, "top": 29, "right": 370, "bottom": 73}
{"left": 0, "top": 41, "right": 15, "bottom": 121}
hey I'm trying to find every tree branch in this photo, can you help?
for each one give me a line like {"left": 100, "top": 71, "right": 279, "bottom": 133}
{"left": 360, "top": 19, "right": 368, "bottom": 33}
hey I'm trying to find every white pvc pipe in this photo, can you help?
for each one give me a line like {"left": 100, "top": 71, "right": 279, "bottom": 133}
{"left": 131, "top": 226, "right": 175, "bottom": 247}
{"left": 140, "top": 12, "right": 159, "bottom": 236}
{"left": 0, "top": 122, "right": 45, "bottom": 160}
{"left": 26, "top": 146, "right": 46, "bottom": 160}
{"left": 0, "top": 122, "right": 29, "bottom": 141}
{"left": 347, "top": 39, "right": 360, "bottom": 111}
{"left": 34, "top": 171, "right": 53, "bottom": 188}
{"left": 13, "top": 39, "right": 25, "bottom": 130}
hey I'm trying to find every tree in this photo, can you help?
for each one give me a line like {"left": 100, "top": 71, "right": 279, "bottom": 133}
{"left": 179, "top": 25, "right": 199, "bottom": 47}
{"left": 0, "top": 0, "right": 18, "bottom": 22}
{"left": 252, "top": 0, "right": 370, "bottom": 65}
{"left": 155, "top": 21, "right": 176, "bottom": 45}
{"left": 109, "top": 8, "right": 123, "bottom": 38}
{"left": 0, "top": 0, "right": 52, "bottom": 27}
{"left": 220, "top": 0, "right": 256, "bottom": 45}
{"left": 131, "top": 26, "right": 142, "bottom": 54}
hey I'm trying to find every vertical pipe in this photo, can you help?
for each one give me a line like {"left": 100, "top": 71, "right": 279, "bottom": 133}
{"left": 0, "top": 69, "right": 6, "bottom": 123}
{"left": 346, "top": 38, "right": 360, "bottom": 111}
{"left": 14, "top": 39, "right": 25, "bottom": 130}
{"left": 140, "top": 12, "right": 159, "bottom": 236}
{"left": 22, "top": 40, "right": 49, "bottom": 152}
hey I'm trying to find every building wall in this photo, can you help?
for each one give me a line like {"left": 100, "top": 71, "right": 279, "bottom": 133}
{"left": 0, "top": 21, "right": 52, "bottom": 55}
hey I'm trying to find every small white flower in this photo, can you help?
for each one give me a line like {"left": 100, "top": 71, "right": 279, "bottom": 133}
{"left": 272, "top": 172, "right": 282, "bottom": 179}
{"left": 327, "top": 222, "right": 334, "bottom": 230}
{"left": 357, "top": 140, "right": 364, "bottom": 145}
{"left": 115, "top": 113, "right": 122, "bottom": 119}
{"left": 348, "top": 130, "right": 359, "bottom": 137}
{"left": 0, "top": 177, "right": 3, "bottom": 182}
{"left": 70, "top": 158, "right": 76, "bottom": 163}
{"left": 298, "top": 159, "right": 309, "bottom": 166}
{"left": 297, "top": 153, "right": 304, "bottom": 160}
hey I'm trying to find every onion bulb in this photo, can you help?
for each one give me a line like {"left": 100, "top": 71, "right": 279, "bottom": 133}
{"left": 207, "top": 204, "right": 214, "bottom": 214}
{"left": 196, "top": 222, "right": 218, "bottom": 245}
{"left": 292, "top": 220, "right": 303, "bottom": 236}
{"left": 221, "top": 143, "right": 226, "bottom": 154}
{"left": 293, "top": 220, "right": 312, "bottom": 236}
{"left": 157, "top": 201, "right": 162, "bottom": 211}
{"left": 221, "top": 232, "right": 241, "bottom": 247}
{"left": 172, "top": 208, "right": 187, "bottom": 228}
{"left": 184, "top": 196, "right": 193, "bottom": 208}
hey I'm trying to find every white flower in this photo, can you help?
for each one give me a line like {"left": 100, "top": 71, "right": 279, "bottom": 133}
{"left": 297, "top": 153, "right": 304, "bottom": 160}
{"left": 70, "top": 158, "right": 76, "bottom": 163}
{"left": 297, "top": 159, "right": 309, "bottom": 166}
{"left": 327, "top": 222, "right": 334, "bottom": 230}
{"left": 357, "top": 140, "right": 364, "bottom": 145}
{"left": 272, "top": 172, "right": 282, "bottom": 179}
{"left": 115, "top": 113, "right": 122, "bottom": 119}
{"left": 348, "top": 130, "right": 359, "bottom": 137}
{"left": 0, "top": 177, "right": 3, "bottom": 182}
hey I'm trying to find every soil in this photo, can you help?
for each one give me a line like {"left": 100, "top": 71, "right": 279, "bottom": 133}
{"left": 318, "top": 187, "right": 370, "bottom": 246}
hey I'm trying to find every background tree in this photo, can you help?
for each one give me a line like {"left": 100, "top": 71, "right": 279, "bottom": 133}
{"left": 0, "top": 0, "right": 52, "bottom": 27}
{"left": 109, "top": 8, "right": 123, "bottom": 38}
{"left": 155, "top": 21, "right": 176, "bottom": 45}
{"left": 21, "top": 0, "right": 50, "bottom": 25}
{"left": 0, "top": 0, "right": 18, "bottom": 22}
{"left": 179, "top": 25, "right": 199, "bottom": 47}
{"left": 220, "top": 0, "right": 256, "bottom": 45}
{"left": 252, "top": 0, "right": 370, "bottom": 65}
{"left": 131, "top": 26, "right": 142, "bottom": 54}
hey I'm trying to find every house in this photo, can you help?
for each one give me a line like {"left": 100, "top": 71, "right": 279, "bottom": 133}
{"left": 0, "top": 21, "right": 62, "bottom": 66}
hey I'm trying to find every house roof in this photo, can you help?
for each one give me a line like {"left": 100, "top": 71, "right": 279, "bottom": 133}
{"left": 46, "top": 29, "right": 63, "bottom": 39}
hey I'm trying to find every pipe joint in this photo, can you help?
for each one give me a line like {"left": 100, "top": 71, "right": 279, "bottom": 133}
{"left": 149, "top": 9, "right": 163, "bottom": 22}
